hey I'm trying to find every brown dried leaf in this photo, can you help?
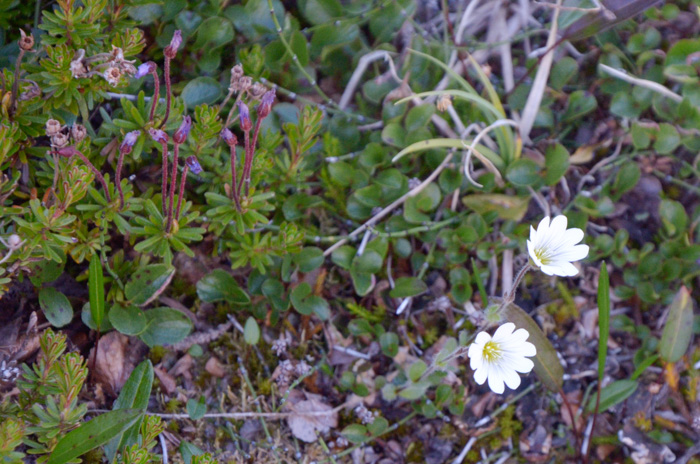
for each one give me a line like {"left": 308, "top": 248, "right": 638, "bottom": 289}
{"left": 154, "top": 366, "right": 177, "bottom": 395}
{"left": 286, "top": 394, "right": 338, "bottom": 443}
{"left": 91, "top": 332, "right": 129, "bottom": 395}
{"left": 205, "top": 356, "right": 225, "bottom": 378}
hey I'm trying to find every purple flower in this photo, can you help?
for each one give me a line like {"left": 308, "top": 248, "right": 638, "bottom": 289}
{"left": 221, "top": 128, "right": 237, "bottom": 146}
{"left": 164, "top": 30, "right": 182, "bottom": 59}
{"left": 135, "top": 61, "right": 156, "bottom": 79}
{"left": 120, "top": 130, "right": 141, "bottom": 153}
{"left": 148, "top": 128, "right": 168, "bottom": 144}
{"left": 257, "top": 89, "right": 276, "bottom": 119}
{"left": 238, "top": 101, "right": 252, "bottom": 131}
{"left": 185, "top": 156, "right": 202, "bottom": 174}
{"left": 173, "top": 115, "right": 192, "bottom": 144}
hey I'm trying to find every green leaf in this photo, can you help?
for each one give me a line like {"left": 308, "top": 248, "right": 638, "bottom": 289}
{"left": 408, "top": 360, "right": 427, "bottom": 382}
{"left": 187, "top": 397, "right": 207, "bottom": 420}
{"left": 586, "top": 379, "right": 638, "bottom": 413}
{"left": 181, "top": 77, "right": 222, "bottom": 108}
{"left": 597, "top": 262, "right": 610, "bottom": 382}
{"left": 195, "top": 16, "right": 234, "bottom": 48}
{"left": 179, "top": 441, "right": 205, "bottom": 464}
{"left": 290, "top": 30, "right": 309, "bottom": 66}
{"left": 290, "top": 283, "right": 330, "bottom": 320}
{"left": 462, "top": 194, "right": 530, "bottom": 221}
{"left": 351, "top": 250, "right": 383, "bottom": 274}
{"left": 659, "top": 286, "right": 694, "bottom": 363}
{"left": 125, "top": 265, "right": 176, "bottom": 306}
{"left": 379, "top": 332, "right": 399, "bottom": 357}
{"left": 659, "top": 199, "right": 688, "bottom": 237}
{"left": 341, "top": 424, "right": 368, "bottom": 444}
{"left": 654, "top": 123, "right": 680, "bottom": 154}
{"left": 39, "top": 287, "right": 73, "bottom": 328}
{"left": 196, "top": 270, "right": 250, "bottom": 304}
{"left": 502, "top": 303, "right": 563, "bottom": 392}
{"left": 47, "top": 409, "right": 143, "bottom": 464}
{"left": 104, "top": 361, "right": 154, "bottom": 462}
{"left": 88, "top": 255, "right": 105, "bottom": 330}
{"left": 389, "top": 277, "right": 427, "bottom": 298}
{"left": 109, "top": 305, "right": 148, "bottom": 336}
{"left": 139, "top": 307, "right": 193, "bottom": 347}
{"left": 294, "top": 247, "right": 324, "bottom": 273}
{"left": 244, "top": 317, "right": 260, "bottom": 345}
{"left": 544, "top": 143, "right": 570, "bottom": 186}
{"left": 506, "top": 158, "right": 541, "bottom": 186}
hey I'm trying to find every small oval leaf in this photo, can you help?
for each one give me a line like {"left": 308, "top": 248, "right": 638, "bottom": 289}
{"left": 659, "top": 286, "right": 694, "bottom": 363}
{"left": 39, "top": 287, "right": 73, "bottom": 328}
{"left": 125, "top": 265, "right": 175, "bottom": 306}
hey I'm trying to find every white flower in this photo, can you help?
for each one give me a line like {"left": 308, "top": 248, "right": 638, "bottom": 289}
{"left": 468, "top": 322, "right": 536, "bottom": 394}
{"left": 527, "top": 215, "right": 589, "bottom": 277}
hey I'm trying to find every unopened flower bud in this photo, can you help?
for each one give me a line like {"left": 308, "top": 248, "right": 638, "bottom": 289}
{"left": 7, "top": 234, "right": 22, "bottom": 249}
{"left": 231, "top": 64, "right": 244, "bottom": 80}
{"left": 185, "top": 156, "right": 202, "bottom": 174}
{"left": 173, "top": 115, "right": 192, "bottom": 144}
{"left": 149, "top": 128, "right": 168, "bottom": 144}
{"left": 238, "top": 102, "right": 252, "bottom": 131}
{"left": 19, "top": 29, "right": 34, "bottom": 51}
{"left": 120, "top": 130, "right": 141, "bottom": 154}
{"left": 221, "top": 128, "right": 237, "bottom": 146}
{"left": 54, "top": 146, "right": 79, "bottom": 158}
{"left": 51, "top": 132, "right": 70, "bottom": 148}
{"left": 135, "top": 61, "right": 156, "bottom": 79}
{"left": 257, "top": 89, "right": 275, "bottom": 119}
{"left": 46, "top": 119, "right": 62, "bottom": 137}
{"left": 71, "top": 124, "right": 87, "bottom": 142}
{"left": 238, "top": 76, "right": 252, "bottom": 93}
{"left": 164, "top": 30, "right": 182, "bottom": 59}
{"left": 103, "top": 66, "right": 122, "bottom": 86}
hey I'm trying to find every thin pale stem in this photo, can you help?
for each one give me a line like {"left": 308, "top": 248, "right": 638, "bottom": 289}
{"left": 160, "top": 141, "right": 169, "bottom": 214}
{"left": 149, "top": 70, "right": 160, "bottom": 123}
{"left": 159, "top": 57, "right": 172, "bottom": 128}
{"left": 504, "top": 263, "right": 531, "bottom": 303}
{"left": 175, "top": 164, "right": 189, "bottom": 221}
{"left": 166, "top": 144, "right": 179, "bottom": 232}
{"left": 230, "top": 145, "right": 242, "bottom": 211}
{"left": 559, "top": 386, "right": 581, "bottom": 460}
{"left": 585, "top": 382, "right": 603, "bottom": 463}
{"left": 224, "top": 92, "right": 243, "bottom": 128}
{"left": 115, "top": 148, "right": 126, "bottom": 209}
{"left": 73, "top": 149, "right": 111, "bottom": 202}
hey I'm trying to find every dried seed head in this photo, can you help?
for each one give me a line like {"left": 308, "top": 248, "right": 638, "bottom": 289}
{"left": 120, "top": 130, "right": 141, "bottom": 153}
{"left": 7, "top": 234, "right": 22, "bottom": 249}
{"left": 237, "top": 76, "right": 253, "bottom": 93}
{"left": 135, "top": 61, "right": 156, "bottom": 79}
{"left": 19, "top": 81, "right": 41, "bottom": 101}
{"left": 257, "top": 89, "right": 276, "bottom": 119}
{"left": 238, "top": 102, "right": 252, "bottom": 131}
{"left": 148, "top": 128, "right": 169, "bottom": 144}
{"left": 70, "top": 49, "right": 88, "bottom": 78}
{"left": 436, "top": 94, "right": 452, "bottom": 112}
{"left": 71, "top": 124, "right": 87, "bottom": 143}
{"left": 164, "top": 30, "right": 182, "bottom": 59}
{"left": 103, "top": 66, "right": 122, "bottom": 86}
{"left": 231, "top": 64, "right": 244, "bottom": 81}
{"left": 45, "top": 119, "right": 62, "bottom": 137}
{"left": 185, "top": 156, "right": 202, "bottom": 174}
{"left": 51, "top": 132, "right": 70, "bottom": 148}
{"left": 220, "top": 128, "right": 237, "bottom": 147}
{"left": 19, "top": 29, "right": 34, "bottom": 51}
{"left": 173, "top": 115, "right": 192, "bottom": 144}
{"left": 109, "top": 45, "right": 125, "bottom": 62}
{"left": 248, "top": 82, "right": 267, "bottom": 100}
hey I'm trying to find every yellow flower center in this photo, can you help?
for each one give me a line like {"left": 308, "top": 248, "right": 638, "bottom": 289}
{"left": 534, "top": 248, "right": 551, "bottom": 265}
{"left": 482, "top": 340, "right": 502, "bottom": 363}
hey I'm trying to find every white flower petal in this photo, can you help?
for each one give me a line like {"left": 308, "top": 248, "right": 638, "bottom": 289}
{"left": 492, "top": 322, "right": 515, "bottom": 342}
{"left": 502, "top": 366, "right": 522, "bottom": 390}
{"left": 549, "top": 215, "right": 568, "bottom": 236}
{"left": 512, "top": 357, "right": 534, "bottom": 373}
{"left": 561, "top": 227, "right": 584, "bottom": 246}
{"left": 474, "top": 365, "right": 488, "bottom": 385}
{"left": 487, "top": 366, "right": 505, "bottom": 394}
{"left": 536, "top": 216, "right": 551, "bottom": 240}
{"left": 474, "top": 332, "right": 492, "bottom": 345}
{"left": 553, "top": 244, "right": 589, "bottom": 262}
{"left": 469, "top": 345, "right": 483, "bottom": 369}
{"left": 518, "top": 341, "right": 537, "bottom": 357}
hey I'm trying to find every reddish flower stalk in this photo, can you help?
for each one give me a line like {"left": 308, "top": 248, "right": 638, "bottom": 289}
{"left": 237, "top": 91, "right": 275, "bottom": 198}
{"left": 116, "top": 130, "right": 140, "bottom": 209}
{"left": 165, "top": 143, "right": 179, "bottom": 233}
{"left": 149, "top": 129, "right": 169, "bottom": 214}
{"left": 54, "top": 146, "right": 111, "bottom": 203}
{"left": 160, "top": 30, "right": 182, "bottom": 129}
{"left": 221, "top": 128, "right": 241, "bottom": 211}
{"left": 175, "top": 156, "right": 202, "bottom": 221}
{"left": 236, "top": 102, "right": 252, "bottom": 199}
{"left": 135, "top": 62, "right": 159, "bottom": 123}
{"left": 243, "top": 117, "right": 263, "bottom": 197}
{"left": 166, "top": 115, "right": 191, "bottom": 233}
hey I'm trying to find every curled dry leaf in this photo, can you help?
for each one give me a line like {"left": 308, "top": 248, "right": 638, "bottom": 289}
{"left": 205, "top": 356, "right": 225, "bottom": 378}
{"left": 91, "top": 331, "right": 130, "bottom": 395}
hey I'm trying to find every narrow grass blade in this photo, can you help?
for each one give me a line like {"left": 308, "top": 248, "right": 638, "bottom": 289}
{"left": 597, "top": 262, "right": 609, "bottom": 382}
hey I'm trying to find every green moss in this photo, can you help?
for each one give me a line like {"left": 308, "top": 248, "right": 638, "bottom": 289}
{"left": 165, "top": 399, "right": 182, "bottom": 413}
{"left": 149, "top": 346, "right": 166, "bottom": 364}
{"left": 498, "top": 405, "right": 522, "bottom": 440}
